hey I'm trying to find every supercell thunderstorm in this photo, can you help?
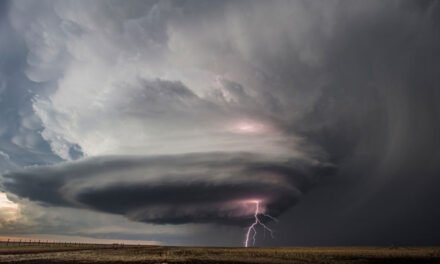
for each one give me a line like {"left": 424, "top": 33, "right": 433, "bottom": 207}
{"left": 0, "top": 0, "right": 337, "bottom": 246}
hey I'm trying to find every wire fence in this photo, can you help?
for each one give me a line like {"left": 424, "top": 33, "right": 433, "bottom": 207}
{"left": 0, "top": 239, "right": 126, "bottom": 248}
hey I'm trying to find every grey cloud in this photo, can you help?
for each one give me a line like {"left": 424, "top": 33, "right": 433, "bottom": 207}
{"left": 0, "top": 0, "right": 59, "bottom": 169}
{"left": 1, "top": 0, "right": 440, "bottom": 246}
{"left": 3, "top": 153, "right": 330, "bottom": 226}
{"left": 261, "top": 0, "right": 440, "bottom": 246}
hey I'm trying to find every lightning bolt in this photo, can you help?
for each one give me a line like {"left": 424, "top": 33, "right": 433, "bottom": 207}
{"left": 244, "top": 200, "right": 277, "bottom": 247}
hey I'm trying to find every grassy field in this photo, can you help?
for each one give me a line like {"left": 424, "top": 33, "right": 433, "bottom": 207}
{"left": 1, "top": 243, "right": 439, "bottom": 263}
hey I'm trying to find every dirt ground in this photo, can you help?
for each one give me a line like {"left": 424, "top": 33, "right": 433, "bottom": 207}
{"left": 1, "top": 244, "right": 440, "bottom": 263}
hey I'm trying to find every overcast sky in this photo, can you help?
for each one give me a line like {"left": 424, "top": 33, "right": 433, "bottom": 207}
{"left": 0, "top": 0, "right": 439, "bottom": 247}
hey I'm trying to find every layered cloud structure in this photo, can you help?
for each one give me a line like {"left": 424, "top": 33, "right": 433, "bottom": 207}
{"left": 1, "top": 0, "right": 440, "bottom": 246}
{"left": 4, "top": 153, "right": 330, "bottom": 225}
{"left": 2, "top": 0, "right": 331, "bottom": 230}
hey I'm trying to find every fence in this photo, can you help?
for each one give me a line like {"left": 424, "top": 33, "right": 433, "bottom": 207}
{"left": 0, "top": 239, "right": 126, "bottom": 249}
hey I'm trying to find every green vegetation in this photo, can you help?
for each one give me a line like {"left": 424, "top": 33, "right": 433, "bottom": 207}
{"left": 0, "top": 243, "right": 439, "bottom": 263}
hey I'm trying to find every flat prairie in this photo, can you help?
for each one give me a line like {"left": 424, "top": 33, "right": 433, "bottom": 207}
{"left": 1, "top": 243, "right": 439, "bottom": 263}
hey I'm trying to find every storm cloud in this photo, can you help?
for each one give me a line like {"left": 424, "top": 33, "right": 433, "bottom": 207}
{"left": 3, "top": 153, "right": 330, "bottom": 226}
{"left": 1, "top": 0, "right": 440, "bottom": 246}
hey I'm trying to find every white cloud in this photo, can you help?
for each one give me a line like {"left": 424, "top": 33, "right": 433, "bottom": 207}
{"left": 0, "top": 192, "right": 20, "bottom": 229}
{"left": 8, "top": 0, "right": 333, "bottom": 163}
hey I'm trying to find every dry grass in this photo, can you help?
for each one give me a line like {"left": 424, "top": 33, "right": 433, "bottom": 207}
{"left": 0, "top": 244, "right": 439, "bottom": 263}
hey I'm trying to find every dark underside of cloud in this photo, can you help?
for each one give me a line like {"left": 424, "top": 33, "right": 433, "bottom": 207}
{"left": 3, "top": 153, "right": 331, "bottom": 226}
